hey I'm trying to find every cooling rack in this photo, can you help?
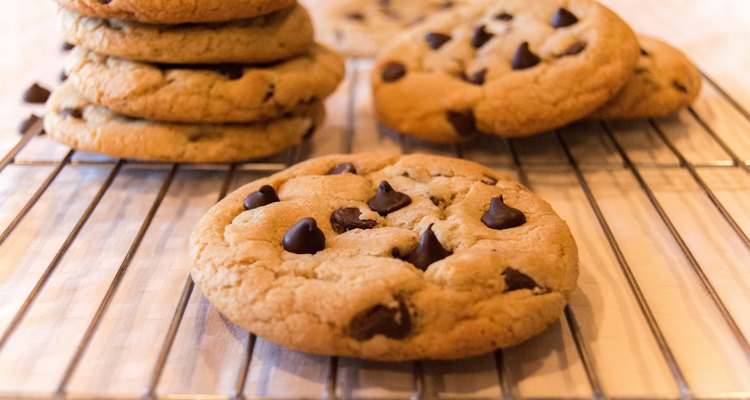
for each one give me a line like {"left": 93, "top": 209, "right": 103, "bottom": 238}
{"left": 0, "top": 57, "right": 749, "bottom": 400}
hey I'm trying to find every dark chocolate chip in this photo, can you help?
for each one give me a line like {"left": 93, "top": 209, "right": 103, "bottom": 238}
{"left": 471, "top": 25, "right": 494, "bottom": 49}
{"left": 461, "top": 68, "right": 487, "bottom": 85}
{"left": 481, "top": 175, "right": 498, "bottom": 185}
{"left": 551, "top": 8, "right": 579, "bottom": 28}
{"left": 429, "top": 195, "right": 442, "bottom": 206}
{"left": 425, "top": 32, "right": 452, "bottom": 49}
{"left": 22, "top": 83, "right": 51, "bottom": 104}
{"left": 481, "top": 195, "right": 526, "bottom": 230}
{"left": 404, "top": 224, "right": 452, "bottom": 271}
{"left": 561, "top": 41, "right": 587, "bottom": 57}
{"left": 511, "top": 42, "right": 541, "bottom": 70}
{"left": 60, "top": 108, "right": 84, "bottom": 119}
{"left": 244, "top": 185, "right": 279, "bottom": 210}
{"left": 381, "top": 62, "right": 407, "bottom": 82}
{"left": 502, "top": 267, "right": 541, "bottom": 292}
{"left": 99, "top": 0, "right": 113, "bottom": 4}
{"left": 330, "top": 208, "right": 377, "bottom": 234}
{"left": 368, "top": 181, "right": 411, "bottom": 216}
{"left": 327, "top": 162, "right": 357, "bottom": 175}
{"left": 17, "top": 114, "right": 43, "bottom": 136}
{"left": 217, "top": 65, "right": 244, "bottom": 80}
{"left": 60, "top": 70, "right": 68, "bottom": 82}
{"left": 263, "top": 83, "right": 275, "bottom": 102}
{"left": 62, "top": 42, "right": 75, "bottom": 51}
{"left": 282, "top": 217, "right": 326, "bottom": 255}
{"left": 672, "top": 80, "right": 688, "bottom": 93}
{"left": 446, "top": 110, "right": 477, "bottom": 137}
{"left": 495, "top": 12, "right": 513, "bottom": 21}
{"left": 349, "top": 299, "right": 411, "bottom": 340}
{"left": 345, "top": 11, "right": 365, "bottom": 21}
{"left": 640, "top": 48, "right": 650, "bottom": 57}
{"left": 391, "top": 247, "right": 401, "bottom": 257}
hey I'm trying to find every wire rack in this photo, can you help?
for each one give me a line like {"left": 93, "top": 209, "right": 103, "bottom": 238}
{"left": 0, "top": 59, "right": 749, "bottom": 400}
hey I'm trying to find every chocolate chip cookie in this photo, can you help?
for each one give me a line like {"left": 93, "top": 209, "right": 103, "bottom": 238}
{"left": 314, "top": 0, "right": 461, "bottom": 58}
{"left": 65, "top": 45, "right": 344, "bottom": 123}
{"left": 589, "top": 36, "right": 702, "bottom": 120}
{"left": 190, "top": 153, "right": 579, "bottom": 360}
{"left": 54, "top": 0, "right": 295, "bottom": 24}
{"left": 372, "top": 0, "right": 639, "bottom": 142}
{"left": 57, "top": 4, "right": 314, "bottom": 64}
{"left": 45, "top": 81, "right": 324, "bottom": 163}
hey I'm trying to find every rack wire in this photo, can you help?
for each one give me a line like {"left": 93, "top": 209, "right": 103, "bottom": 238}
{"left": 0, "top": 59, "right": 748, "bottom": 400}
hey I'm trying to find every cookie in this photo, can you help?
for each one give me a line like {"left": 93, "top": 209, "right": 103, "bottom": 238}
{"left": 372, "top": 0, "right": 639, "bottom": 142}
{"left": 45, "top": 81, "right": 324, "bottom": 163}
{"left": 190, "top": 153, "right": 579, "bottom": 360}
{"left": 588, "top": 36, "right": 702, "bottom": 120}
{"left": 56, "top": 4, "right": 314, "bottom": 64}
{"left": 64, "top": 45, "right": 344, "bottom": 123}
{"left": 53, "top": 0, "right": 296, "bottom": 24}
{"left": 314, "top": 0, "right": 460, "bottom": 58}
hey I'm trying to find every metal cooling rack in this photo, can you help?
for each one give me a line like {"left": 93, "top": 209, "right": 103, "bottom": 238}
{"left": 0, "top": 59, "right": 748, "bottom": 400}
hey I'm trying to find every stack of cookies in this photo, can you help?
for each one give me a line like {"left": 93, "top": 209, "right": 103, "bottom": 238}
{"left": 315, "top": 0, "right": 700, "bottom": 142}
{"left": 45, "top": 0, "right": 345, "bottom": 162}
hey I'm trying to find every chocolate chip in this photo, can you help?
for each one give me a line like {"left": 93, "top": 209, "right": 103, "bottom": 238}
{"left": 391, "top": 247, "right": 401, "bottom": 257}
{"left": 502, "top": 267, "right": 541, "bottom": 292}
{"left": 283, "top": 217, "right": 325, "bottom": 254}
{"left": 22, "top": 83, "right": 51, "bottom": 104}
{"left": 481, "top": 195, "right": 526, "bottom": 230}
{"left": 425, "top": 32, "right": 451, "bottom": 49}
{"left": 330, "top": 208, "right": 377, "bottom": 234}
{"left": 511, "top": 42, "right": 541, "bottom": 70}
{"left": 17, "top": 114, "right": 43, "bottom": 136}
{"left": 672, "top": 80, "right": 688, "bottom": 93}
{"left": 327, "top": 162, "right": 357, "bottom": 175}
{"left": 99, "top": 0, "right": 113, "bottom": 4}
{"left": 60, "top": 70, "right": 68, "bottom": 82}
{"left": 244, "top": 185, "right": 280, "bottom": 210}
{"left": 217, "top": 65, "right": 244, "bottom": 80}
{"left": 368, "top": 181, "right": 411, "bottom": 216}
{"left": 481, "top": 175, "right": 498, "bottom": 185}
{"left": 461, "top": 69, "right": 487, "bottom": 85}
{"left": 429, "top": 195, "right": 442, "bottom": 207}
{"left": 263, "top": 83, "right": 275, "bottom": 102}
{"left": 404, "top": 224, "right": 452, "bottom": 271}
{"left": 349, "top": 299, "right": 411, "bottom": 341}
{"left": 640, "top": 48, "right": 650, "bottom": 57}
{"left": 302, "top": 125, "right": 316, "bottom": 140}
{"left": 551, "top": 8, "right": 579, "bottom": 28}
{"left": 62, "top": 42, "right": 74, "bottom": 51}
{"left": 561, "top": 41, "right": 587, "bottom": 57}
{"left": 381, "top": 62, "right": 406, "bottom": 82}
{"left": 471, "top": 25, "right": 494, "bottom": 49}
{"left": 345, "top": 11, "right": 365, "bottom": 21}
{"left": 60, "top": 108, "right": 84, "bottom": 119}
{"left": 446, "top": 110, "right": 477, "bottom": 137}
{"left": 495, "top": 12, "right": 513, "bottom": 21}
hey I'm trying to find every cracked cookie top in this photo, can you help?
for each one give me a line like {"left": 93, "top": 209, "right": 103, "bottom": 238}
{"left": 190, "top": 154, "right": 578, "bottom": 360}
{"left": 372, "top": 0, "right": 639, "bottom": 142}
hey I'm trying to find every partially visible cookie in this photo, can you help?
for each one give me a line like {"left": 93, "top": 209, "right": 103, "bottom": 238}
{"left": 57, "top": 4, "right": 314, "bottom": 64}
{"left": 314, "top": 0, "right": 460, "bottom": 58}
{"left": 65, "top": 45, "right": 344, "bottom": 123}
{"left": 588, "top": 36, "right": 701, "bottom": 120}
{"left": 190, "top": 153, "right": 578, "bottom": 360}
{"left": 45, "top": 81, "right": 324, "bottom": 163}
{"left": 53, "top": 0, "right": 296, "bottom": 24}
{"left": 372, "top": 0, "right": 639, "bottom": 142}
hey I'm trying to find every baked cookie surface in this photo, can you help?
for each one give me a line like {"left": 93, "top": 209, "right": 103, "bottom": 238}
{"left": 65, "top": 45, "right": 344, "bottom": 123}
{"left": 589, "top": 36, "right": 702, "bottom": 119}
{"left": 372, "top": 0, "right": 639, "bottom": 142}
{"left": 53, "top": 0, "right": 296, "bottom": 24}
{"left": 314, "top": 0, "right": 460, "bottom": 58}
{"left": 190, "top": 153, "right": 578, "bottom": 360}
{"left": 45, "top": 81, "right": 324, "bottom": 163}
{"left": 57, "top": 4, "right": 314, "bottom": 64}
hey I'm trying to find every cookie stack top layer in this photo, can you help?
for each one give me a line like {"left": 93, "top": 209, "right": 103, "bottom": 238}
{"left": 54, "top": 0, "right": 296, "bottom": 24}
{"left": 372, "top": 0, "right": 639, "bottom": 142}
